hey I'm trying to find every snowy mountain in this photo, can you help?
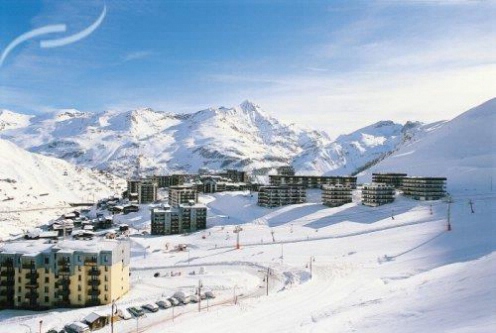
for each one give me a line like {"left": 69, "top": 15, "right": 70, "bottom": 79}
{"left": 0, "top": 101, "right": 430, "bottom": 178}
{"left": 362, "top": 98, "right": 496, "bottom": 191}
{"left": 0, "top": 138, "right": 124, "bottom": 237}
{"left": 293, "top": 120, "right": 442, "bottom": 176}
{"left": 0, "top": 109, "right": 32, "bottom": 131}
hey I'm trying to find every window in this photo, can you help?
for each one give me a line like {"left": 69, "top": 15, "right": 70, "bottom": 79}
{"left": 104, "top": 285, "right": 108, "bottom": 291}
{"left": 44, "top": 258, "right": 49, "bottom": 265}
{"left": 104, "top": 295, "right": 108, "bottom": 301}
{"left": 17, "top": 296, "right": 21, "bottom": 302}
{"left": 44, "top": 296, "right": 49, "bottom": 302}
{"left": 78, "top": 285, "right": 81, "bottom": 291}
{"left": 18, "top": 277, "right": 21, "bottom": 283}
{"left": 78, "top": 266, "right": 81, "bottom": 272}
{"left": 104, "top": 255, "right": 108, "bottom": 263}
{"left": 78, "top": 295, "right": 81, "bottom": 301}
{"left": 18, "top": 286, "right": 21, "bottom": 292}
{"left": 45, "top": 277, "right": 49, "bottom": 283}
{"left": 105, "top": 266, "right": 108, "bottom": 272}
{"left": 104, "top": 275, "right": 108, "bottom": 282}
{"left": 78, "top": 275, "right": 81, "bottom": 281}
{"left": 45, "top": 268, "right": 49, "bottom": 274}
{"left": 44, "top": 287, "right": 48, "bottom": 293}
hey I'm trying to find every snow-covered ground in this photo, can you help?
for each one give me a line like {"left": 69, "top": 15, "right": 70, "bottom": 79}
{"left": 0, "top": 139, "right": 125, "bottom": 239}
{"left": 2, "top": 187, "right": 494, "bottom": 333}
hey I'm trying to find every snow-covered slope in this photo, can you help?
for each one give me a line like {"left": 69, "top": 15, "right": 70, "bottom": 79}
{"left": 0, "top": 109, "right": 32, "bottom": 131}
{"left": 0, "top": 139, "right": 124, "bottom": 237}
{"left": 0, "top": 101, "right": 430, "bottom": 178}
{"left": 294, "top": 120, "right": 442, "bottom": 175}
{"left": 363, "top": 98, "right": 496, "bottom": 191}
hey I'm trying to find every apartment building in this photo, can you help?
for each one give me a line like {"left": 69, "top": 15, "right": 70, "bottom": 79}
{"left": 151, "top": 202, "right": 207, "bottom": 235}
{"left": 402, "top": 177, "right": 447, "bottom": 200}
{"left": 362, "top": 183, "right": 395, "bottom": 207}
{"left": 137, "top": 180, "right": 158, "bottom": 204}
{"left": 147, "top": 174, "right": 187, "bottom": 188}
{"left": 225, "top": 169, "right": 248, "bottom": 183}
{"left": 269, "top": 175, "right": 357, "bottom": 189}
{"left": 276, "top": 165, "right": 295, "bottom": 176}
{"left": 0, "top": 240, "right": 130, "bottom": 310}
{"left": 257, "top": 185, "right": 306, "bottom": 207}
{"left": 168, "top": 186, "right": 198, "bottom": 207}
{"left": 126, "top": 178, "right": 141, "bottom": 199}
{"left": 322, "top": 185, "right": 352, "bottom": 207}
{"left": 372, "top": 173, "right": 407, "bottom": 188}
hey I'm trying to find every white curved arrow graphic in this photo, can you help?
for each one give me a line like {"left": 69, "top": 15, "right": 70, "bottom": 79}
{"left": 0, "top": 4, "right": 106, "bottom": 67}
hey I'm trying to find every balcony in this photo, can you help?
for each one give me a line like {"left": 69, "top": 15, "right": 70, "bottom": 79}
{"left": 56, "top": 289, "right": 70, "bottom": 297}
{"left": 58, "top": 267, "right": 71, "bottom": 275}
{"left": 88, "top": 279, "right": 101, "bottom": 286}
{"left": 25, "top": 272, "right": 39, "bottom": 279}
{"left": 88, "top": 268, "right": 101, "bottom": 276}
{"left": 84, "top": 258, "right": 98, "bottom": 266}
{"left": 57, "top": 258, "right": 70, "bottom": 266}
{"left": 85, "top": 299, "right": 101, "bottom": 306}
{"left": 25, "top": 282, "right": 39, "bottom": 289}
{"left": 57, "top": 279, "right": 71, "bottom": 287}
{"left": 87, "top": 289, "right": 101, "bottom": 296}
{"left": 25, "top": 291, "right": 39, "bottom": 299}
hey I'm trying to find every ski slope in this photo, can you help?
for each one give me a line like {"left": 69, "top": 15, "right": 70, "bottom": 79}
{"left": 2, "top": 188, "right": 495, "bottom": 333}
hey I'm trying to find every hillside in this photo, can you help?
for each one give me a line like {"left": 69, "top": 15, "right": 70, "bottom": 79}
{"left": 0, "top": 101, "right": 431, "bottom": 178}
{"left": 362, "top": 98, "right": 496, "bottom": 191}
{"left": 0, "top": 139, "right": 125, "bottom": 238}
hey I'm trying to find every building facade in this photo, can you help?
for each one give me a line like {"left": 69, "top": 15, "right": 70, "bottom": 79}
{"left": 137, "top": 180, "right": 158, "bottom": 204}
{"left": 168, "top": 186, "right": 198, "bottom": 207}
{"left": 151, "top": 203, "right": 207, "bottom": 235}
{"left": 372, "top": 173, "right": 407, "bottom": 188}
{"left": 276, "top": 166, "right": 295, "bottom": 176}
{"left": 257, "top": 185, "right": 306, "bottom": 207}
{"left": 322, "top": 185, "right": 352, "bottom": 207}
{"left": 402, "top": 177, "right": 447, "bottom": 200}
{"left": 0, "top": 240, "right": 130, "bottom": 310}
{"left": 147, "top": 174, "right": 187, "bottom": 188}
{"left": 269, "top": 175, "right": 357, "bottom": 189}
{"left": 362, "top": 183, "right": 395, "bottom": 207}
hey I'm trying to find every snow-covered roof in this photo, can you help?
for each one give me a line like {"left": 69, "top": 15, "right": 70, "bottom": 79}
{"left": 83, "top": 311, "right": 107, "bottom": 323}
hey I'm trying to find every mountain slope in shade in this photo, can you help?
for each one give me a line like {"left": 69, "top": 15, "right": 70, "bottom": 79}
{"left": 0, "top": 138, "right": 124, "bottom": 237}
{"left": 362, "top": 98, "right": 496, "bottom": 191}
{"left": 293, "top": 120, "right": 443, "bottom": 176}
{"left": 1, "top": 101, "right": 431, "bottom": 178}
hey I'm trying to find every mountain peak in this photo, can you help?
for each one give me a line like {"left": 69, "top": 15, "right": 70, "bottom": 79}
{"left": 239, "top": 100, "right": 259, "bottom": 112}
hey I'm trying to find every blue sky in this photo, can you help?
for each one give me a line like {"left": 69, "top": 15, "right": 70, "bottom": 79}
{"left": 1, "top": 0, "right": 495, "bottom": 136}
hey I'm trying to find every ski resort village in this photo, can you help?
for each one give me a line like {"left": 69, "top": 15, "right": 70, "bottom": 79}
{"left": 0, "top": 97, "right": 494, "bottom": 333}
{"left": 1, "top": 1, "right": 496, "bottom": 331}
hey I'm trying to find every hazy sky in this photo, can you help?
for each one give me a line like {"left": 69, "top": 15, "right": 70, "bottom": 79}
{"left": 1, "top": 0, "right": 495, "bottom": 137}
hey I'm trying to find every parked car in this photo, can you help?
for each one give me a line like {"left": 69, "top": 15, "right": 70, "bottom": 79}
{"left": 167, "top": 297, "right": 180, "bottom": 306}
{"left": 118, "top": 308, "right": 133, "bottom": 320}
{"left": 156, "top": 299, "right": 172, "bottom": 309}
{"left": 127, "top": 306, "right": 145, "bottom": 317}
{"left": 142, "top": 303, "right": 159, "bottom": 312}
{"left": 189, "top": 295, "right": 200, "bottom": 303}
{"left": 205, "top": 291, "right": 216, "bottom": 299}
{"left": 64, "top": 322, "right": 90, "bottom": 333}
{"left": 173, "top": 291, "right": 191, "bottom": 305}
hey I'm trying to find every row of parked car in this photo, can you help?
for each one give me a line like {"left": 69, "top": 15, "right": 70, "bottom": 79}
{"left": 47, "top": 290, "right": 216, "bottom": 333}
{"left": 123, "top": 290, "right": 216, "bottom": 319}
